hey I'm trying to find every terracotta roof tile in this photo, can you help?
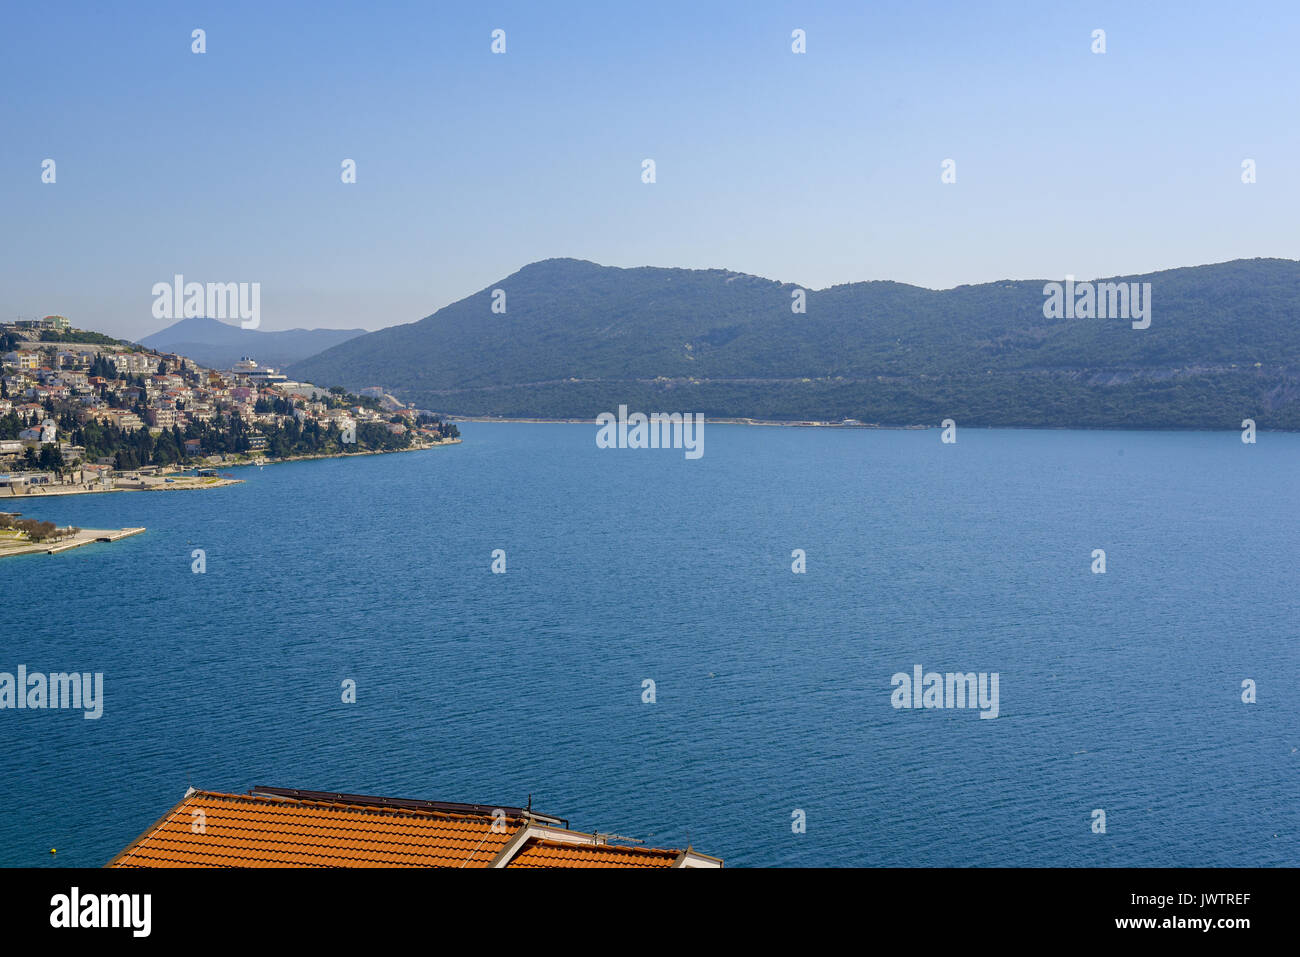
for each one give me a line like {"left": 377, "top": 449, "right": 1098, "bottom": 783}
{"left": 506, "top": 838, "right": 679, "bottom": 869}
{"left": 108, "top": 791, "right": 523, "bottom": 869}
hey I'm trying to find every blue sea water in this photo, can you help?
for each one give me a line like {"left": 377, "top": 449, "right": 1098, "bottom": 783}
{"left": 1, "top": 423, "right": 1296, "bottom": 868}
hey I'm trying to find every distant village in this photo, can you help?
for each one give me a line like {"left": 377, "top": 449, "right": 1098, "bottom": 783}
{"left": 0, "top": 315, "right": 459, "bottom": 496}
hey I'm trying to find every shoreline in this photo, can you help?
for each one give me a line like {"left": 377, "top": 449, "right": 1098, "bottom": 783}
{"left": 447, "top": 416, "right": 918, "bottom": 427}
{"left": 447, "top": 417, "right": 1281, "bottom": 433}
{"left": 0, "top": 477, "right": 243, "bottom": 500}
{"left": 0, "top": 526, "right": 145, "bottom": 559}
{"left": 241, "top": 437, "right": 460, "bottom": 469}
{"left": 0, "top": 439, "right": 460, "bottom": 500}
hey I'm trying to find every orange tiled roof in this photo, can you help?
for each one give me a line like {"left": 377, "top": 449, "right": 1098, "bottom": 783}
{"left": 107, "top": 790, "right": 524, "bottom": 869}
{"left": 506, "top": 838, "right": 679, "bottom": 869}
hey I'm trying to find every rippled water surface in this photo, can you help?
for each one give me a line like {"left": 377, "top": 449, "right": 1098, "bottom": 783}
{"left": 2, "top": 423, "right": 1297, "bottom": 867}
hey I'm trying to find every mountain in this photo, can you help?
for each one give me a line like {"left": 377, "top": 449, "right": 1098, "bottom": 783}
{"left": 287, "top": 258, "right": 1300, "bottom": 429}
{"left": 140, "top": 317, "right": 367, "bottom": 371}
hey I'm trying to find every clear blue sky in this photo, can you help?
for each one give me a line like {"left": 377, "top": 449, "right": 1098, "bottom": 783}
{"left": 3, "top": 0, "right": 1297, "bottom": 339}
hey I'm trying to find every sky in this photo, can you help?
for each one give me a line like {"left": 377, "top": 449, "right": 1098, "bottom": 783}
{"left": 3, "top": 0, "right": 1298, "bottom": 339}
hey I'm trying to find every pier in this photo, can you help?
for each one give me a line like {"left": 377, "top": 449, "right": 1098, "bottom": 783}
{"left": 0, "top": 526, "right": 146, "bottom": 559}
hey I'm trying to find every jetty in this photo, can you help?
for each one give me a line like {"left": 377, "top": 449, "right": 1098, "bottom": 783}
{"left": 0, "top": 526, "right": 145, "bottom": 559}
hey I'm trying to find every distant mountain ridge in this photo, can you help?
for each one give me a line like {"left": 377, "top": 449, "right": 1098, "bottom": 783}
{"left": 287, "top": 257, "right": 1300, "bottom": 429}
{"left": 141, "top": 317, "right": 367, "bottom": 371}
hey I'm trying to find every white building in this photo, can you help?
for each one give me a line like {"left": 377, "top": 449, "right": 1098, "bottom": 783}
{"left": 18, "top": 419, "right": 57, "bottom": 444}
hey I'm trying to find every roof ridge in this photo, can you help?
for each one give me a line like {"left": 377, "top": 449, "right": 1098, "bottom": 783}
{"left": 525, "top": 837, "right": 677, "bottom": 856}
{"left": 193, "top": 789, "right": 524, "bottom": 824}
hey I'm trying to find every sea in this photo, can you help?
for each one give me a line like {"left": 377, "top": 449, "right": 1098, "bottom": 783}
{"left": 1, "top": 423, "right": 1296, "bottom": 867}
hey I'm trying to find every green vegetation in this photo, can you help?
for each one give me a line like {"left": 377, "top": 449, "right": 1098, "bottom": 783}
{"left": 2, "top": 397, "right": 458, "bottom": 472}
{"left": 288, "top": 257, "right": 1300, "bottom": 429}
{"left": 39, "top": 329, "right": 129, "bottom": 346}
{"left": 0, "top": 513, "right": 77, "bottom": 543}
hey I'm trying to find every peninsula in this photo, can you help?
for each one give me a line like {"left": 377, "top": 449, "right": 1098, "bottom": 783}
{"left": 2, "top": 317, "right": 460, "bottom": 499}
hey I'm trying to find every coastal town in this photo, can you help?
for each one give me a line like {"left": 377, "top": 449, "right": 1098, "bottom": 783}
{"left": 1, "top": 315, "right": 459, "bottom": 499}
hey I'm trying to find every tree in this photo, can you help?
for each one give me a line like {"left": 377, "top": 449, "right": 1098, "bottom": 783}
{"left": 37, "top": 444, "right": 64, "bottom": 475}
{"left": 16, "top": 519, "right": 57, "bottom": 542}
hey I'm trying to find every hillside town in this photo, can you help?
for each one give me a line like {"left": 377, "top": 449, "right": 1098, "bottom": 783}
{"left": 1, "top": 315, "right": 459, "bottom": 496}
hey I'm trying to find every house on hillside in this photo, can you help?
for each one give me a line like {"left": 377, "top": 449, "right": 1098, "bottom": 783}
{"left": 18, "top": 419, "right": 56, "bottom": 445}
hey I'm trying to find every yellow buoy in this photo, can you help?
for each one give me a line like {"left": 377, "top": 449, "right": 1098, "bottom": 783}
{"left": 50, "top": 848, "right": 56, "bottom": 854}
